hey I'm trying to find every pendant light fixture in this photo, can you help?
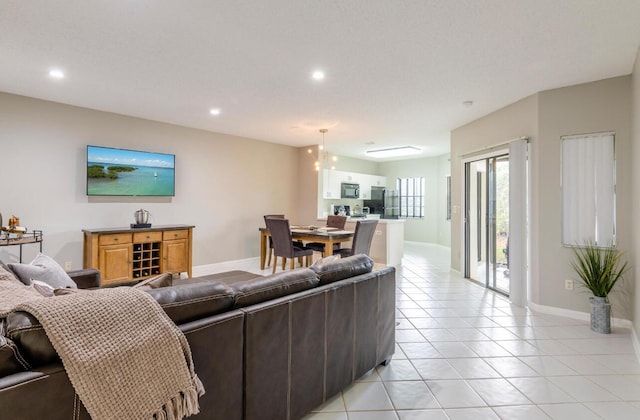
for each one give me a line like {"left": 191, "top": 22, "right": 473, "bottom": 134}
{"left": 308, "top": 128, "right": 337, "bottom": 171}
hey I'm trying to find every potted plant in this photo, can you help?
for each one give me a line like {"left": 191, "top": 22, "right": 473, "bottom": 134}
{"left": 571, "top": 240, "right": 628, "bottom": 334}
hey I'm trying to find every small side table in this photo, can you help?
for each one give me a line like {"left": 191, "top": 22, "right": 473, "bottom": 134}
{"left": 0, "top": 230, "right": 43, "bottom": 262}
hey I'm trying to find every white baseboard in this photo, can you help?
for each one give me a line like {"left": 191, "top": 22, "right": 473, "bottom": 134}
{"left": 528, "top": 301, "right": 633, "bottom": 329}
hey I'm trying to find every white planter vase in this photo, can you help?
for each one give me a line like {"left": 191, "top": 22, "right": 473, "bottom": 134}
{"left": 590, "top": 296, "right": 611, "bottom": 334}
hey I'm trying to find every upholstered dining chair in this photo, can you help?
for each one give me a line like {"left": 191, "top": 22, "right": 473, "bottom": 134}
{"left": 264, "top": 214, "right": 304, "bottom": 267}
{"left": 334, "top": 219, "right": 378, "bottom": 258}
{"left": 305, "top": 215, "right": 348, "bottom": 256}
{"left": 265, "top": 217, "right": 314, "bottom": 273}
{"left": 263, "top": 214, "right": 284, "bottom": 268}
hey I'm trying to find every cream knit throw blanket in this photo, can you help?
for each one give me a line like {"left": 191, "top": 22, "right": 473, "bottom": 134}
{"left": 0, "top": 280, "right": 44, "bottom": 317}
{"left": 16, "top": 287, "right": 205, "bottom": 420}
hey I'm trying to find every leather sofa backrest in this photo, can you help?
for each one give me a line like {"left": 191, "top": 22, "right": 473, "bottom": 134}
{"left": 309, "top": 254, "right": 374, "bottom": 285}
{"left": 230, "top": 268, "right": 319, "bottom": 309}
{"left": 145, "top": 280, "right": 235, "bottom": 324}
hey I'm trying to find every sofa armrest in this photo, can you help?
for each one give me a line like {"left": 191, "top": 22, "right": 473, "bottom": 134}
{"left": 68, "top": 269, "right": 100, "bottom": 289}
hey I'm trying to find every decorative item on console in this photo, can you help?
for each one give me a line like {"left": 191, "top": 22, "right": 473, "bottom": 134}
{"left": 131, "top": 209, "right": 152, "bottom": 229}
{"left": 1, "top": 214, "right": 27, "bottom": 238}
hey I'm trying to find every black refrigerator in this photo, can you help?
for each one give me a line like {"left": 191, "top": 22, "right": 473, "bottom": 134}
{"left": 364, "top": 187, "right": 399, "bottom": 219}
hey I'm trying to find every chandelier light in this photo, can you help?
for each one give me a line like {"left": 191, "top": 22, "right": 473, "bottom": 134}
{"left": 308, "top": 128, "right": 337, "bottom": 171}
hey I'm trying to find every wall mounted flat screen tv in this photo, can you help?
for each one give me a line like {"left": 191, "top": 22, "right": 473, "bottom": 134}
{"left": 87, "top": 145, "right": 175, "bottom": 196}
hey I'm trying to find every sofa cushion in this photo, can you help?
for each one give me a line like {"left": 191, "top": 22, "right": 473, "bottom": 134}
{"left": 0, "top": 335, "right": 29, "bottom": 376}
{"left": 8, "top": 254, "right": 77, "bottom": 289}
{"left": 309, "top": 254, "right": 374, "bottom": 285}
{"left": 145, "top": 280, "right": 235, "bottom": 324}
{"left": 230, "top": 268, "right": 319, "bottom": 309}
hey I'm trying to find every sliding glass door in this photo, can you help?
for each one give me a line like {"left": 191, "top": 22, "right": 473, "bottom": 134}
{"left": 464, "top": 154, "right": 510, "bottom": 295}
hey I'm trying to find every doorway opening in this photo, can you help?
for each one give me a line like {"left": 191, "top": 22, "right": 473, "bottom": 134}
{"left": 464, "top": 154, "right": 510, "bottom": 295}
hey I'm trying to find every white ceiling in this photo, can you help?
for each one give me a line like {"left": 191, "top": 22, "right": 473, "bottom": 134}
{"left": 1, "top": 1, "right": 639, "bottom": 160}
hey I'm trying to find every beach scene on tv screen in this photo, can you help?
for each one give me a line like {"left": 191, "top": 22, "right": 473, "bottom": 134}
{"left": 87, "top": 146, "right": 175, "bottom": 196}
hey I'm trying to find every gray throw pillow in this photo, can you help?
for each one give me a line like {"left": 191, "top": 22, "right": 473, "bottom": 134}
{"left": 8, "top": 253, "right": 77, "bottom": 289}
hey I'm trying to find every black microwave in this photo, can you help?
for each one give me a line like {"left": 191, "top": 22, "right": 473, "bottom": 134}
{"left": 341, "top": 182, "right": 360, "bottom": 199}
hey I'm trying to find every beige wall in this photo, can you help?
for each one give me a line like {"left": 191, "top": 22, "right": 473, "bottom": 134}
{"left": 0, "top": 93, "right": 300, "bottom": 269}
{"left": 632, "top": 48, "right": 640, "bottom": 337}
{"left": 451, "top": 76, "right": 633, "bottom": 319}
{"left": 537, "top": 76, "right": 632, "bottom": 317}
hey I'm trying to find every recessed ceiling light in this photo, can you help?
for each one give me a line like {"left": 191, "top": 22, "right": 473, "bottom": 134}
{"left": 366, "top": 146, "right": 421, "bottom": 158}
{"left": 209, "top": 108, "right": 221, "bottom": 116}
{"left": 49, "top": 69, "right": 65, "bottom": 79}
{"left": 312, "top": 70, "right": 325, "bottom": 80}
{"left": 462, "top": 100, "right": 474, "bottom": 107}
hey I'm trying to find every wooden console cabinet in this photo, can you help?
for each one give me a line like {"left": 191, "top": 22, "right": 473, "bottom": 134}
{"left": 83, "top": 225, "right": 194, "bottom": 287}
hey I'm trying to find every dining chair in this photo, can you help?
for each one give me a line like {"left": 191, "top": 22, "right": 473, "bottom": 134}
{"left": 265, "top": 217, "right": 314, "bottom": 273}
{"left": 305, "top": 215, "right": 348, "bottom": 256}
{"left": 263, "top": 214, "right": 284, "bottom": 268}
{"left": 263, "top": 215, "right": 305, "bottom": 267}
{"left": 334, "top": 219, "right": 378, "bottom": 258}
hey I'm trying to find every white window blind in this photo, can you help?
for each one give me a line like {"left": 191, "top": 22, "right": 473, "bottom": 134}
{"left": 561, "top": 133, "right": 615, "bottom": 246}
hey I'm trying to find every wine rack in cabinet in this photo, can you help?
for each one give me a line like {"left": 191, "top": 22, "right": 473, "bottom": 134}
{"left": 83, "top": 225, "right": 194, "bottom": 287}
{"left": 132, "top": 231, "right": 162, "bottom": 280}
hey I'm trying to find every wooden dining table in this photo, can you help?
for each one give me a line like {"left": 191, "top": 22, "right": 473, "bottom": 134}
{"left": 258, "top": 226, "right": 354, "bottom": 270}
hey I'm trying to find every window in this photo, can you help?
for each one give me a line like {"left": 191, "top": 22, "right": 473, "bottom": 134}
{"left": 397, "top": 177, "right": 425, "bottom": 218}
{"left": 561, "top": 132, "right": 615, "bottom": 246}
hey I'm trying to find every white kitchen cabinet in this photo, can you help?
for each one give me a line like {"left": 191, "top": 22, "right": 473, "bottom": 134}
{"left": 322, "top": 169, "right": 348, "bottom": 199}
{"left": 321, "top": 169, "right": 339, "bottom": 199}
{"left": 321, "top": 170, "right": 386, "bottom": 200}
{"left": 360, "top": 174, "right": 387, "bottom": 199}
{"left": 371, "top": 175, "right": 387, "bottom": 188}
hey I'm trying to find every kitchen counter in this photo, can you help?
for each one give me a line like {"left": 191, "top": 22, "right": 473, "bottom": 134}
{"left": 317, "top": 216, "right": 404, "bottom": 223}
{"left": 316, "top": 218, "right": 404, "bottom": 266}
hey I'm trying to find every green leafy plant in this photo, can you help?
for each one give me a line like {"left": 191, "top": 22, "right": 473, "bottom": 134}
{"left": 571, "top": 240, "right": 627, "bottom": 302}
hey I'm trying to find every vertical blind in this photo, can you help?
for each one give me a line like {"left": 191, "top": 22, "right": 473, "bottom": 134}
{"left": 561, "top": 133, "right": 615, "bottom": 246}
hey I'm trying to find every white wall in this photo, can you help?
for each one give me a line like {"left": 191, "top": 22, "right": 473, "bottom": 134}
{"left": 0, "top": 93, "right": 300, "bottom": 269}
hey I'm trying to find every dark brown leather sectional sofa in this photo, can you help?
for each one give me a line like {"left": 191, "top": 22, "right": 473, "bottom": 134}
{"left": 0, "top": 254, "right": 396, "bottom": 420}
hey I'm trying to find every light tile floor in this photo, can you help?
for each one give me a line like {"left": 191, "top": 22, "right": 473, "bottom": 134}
{"left": 294, "top": 242, "right": 640, "bottom": 420}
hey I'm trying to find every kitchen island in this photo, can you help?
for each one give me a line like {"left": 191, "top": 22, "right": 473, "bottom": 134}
{"left": 317, "top": 217, "right": 405, "bottom": 266}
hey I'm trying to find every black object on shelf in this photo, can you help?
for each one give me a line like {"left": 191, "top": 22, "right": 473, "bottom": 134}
{"left": 130, "top": 223, "right": 152, "bottom": 229}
